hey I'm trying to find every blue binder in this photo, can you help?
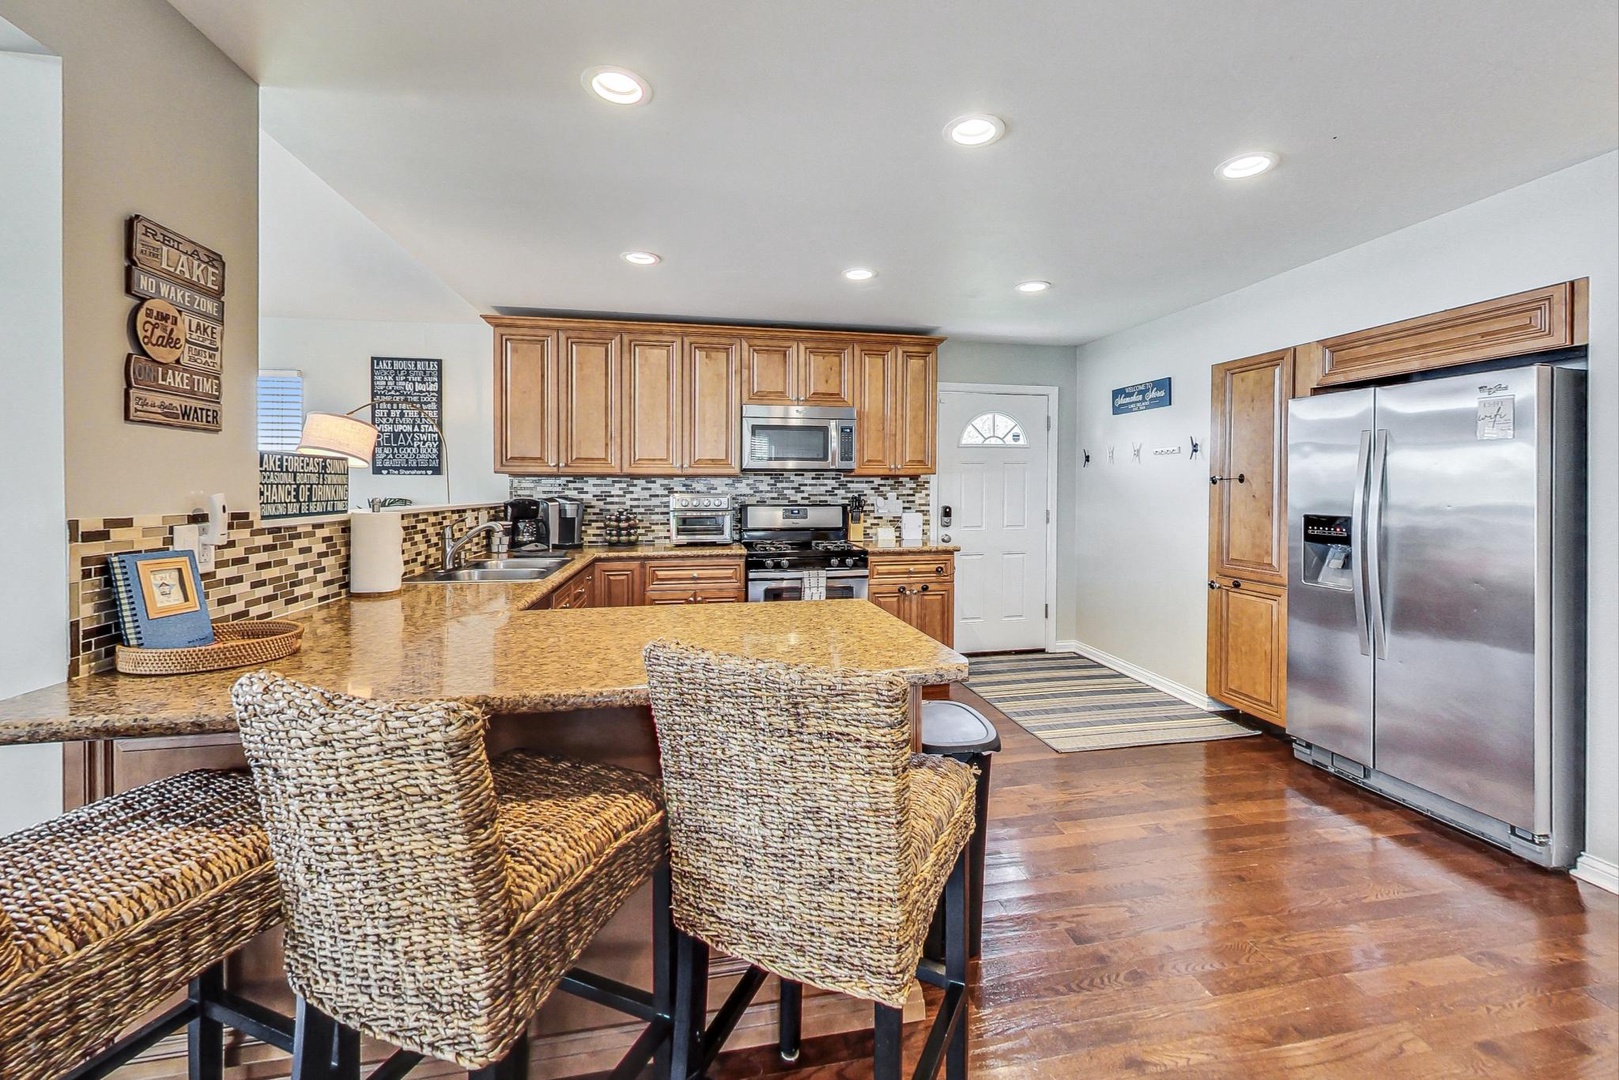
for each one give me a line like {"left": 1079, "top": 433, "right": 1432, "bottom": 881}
{"left": 107, "top": 550, "right": 215, "bottom": 649}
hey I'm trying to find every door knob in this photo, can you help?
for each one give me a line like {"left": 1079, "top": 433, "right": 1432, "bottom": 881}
{"left": 940, "top": 533, "right": 952, "bottom": 543}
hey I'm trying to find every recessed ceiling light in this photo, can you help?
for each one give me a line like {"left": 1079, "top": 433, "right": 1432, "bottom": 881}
{"left": 944, "top": 113, "right": 1006, "bottom": 147}
{"left": 1216, "top": 151, "right": 1280, "bottom": 179}
{"left": 621, "top": 250, "right": 661, "bottom": 265}
{"left": 583, "top": 67, "right": 651, "bottom": 106}
{"left": 843, "top": 267, "right": 876, "bottom": 281}
{"left": 1015, "top": 280, "right": 1051, "bottom": 293}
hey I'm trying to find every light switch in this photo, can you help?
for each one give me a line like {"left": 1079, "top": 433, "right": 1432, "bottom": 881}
{"left": 172, "top": 523, "right": 213, "bottom": 572}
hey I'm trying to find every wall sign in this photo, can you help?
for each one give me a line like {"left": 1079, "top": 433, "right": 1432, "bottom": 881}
{"left": 124, "top": 215, "right": 226, "bottom": 431}
{"left": 370, "top": 356, "right": 443, "bottom": 475}
{"left": 1112, "top": 377, "right": 1173, "bottom": 415}
{"left": 259, "top": 452, "right": 350, "bottom": 519}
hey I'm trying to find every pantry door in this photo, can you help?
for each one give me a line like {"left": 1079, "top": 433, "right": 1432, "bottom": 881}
{"left": 935, "top": 386, "right": 1054, "bottom": 653}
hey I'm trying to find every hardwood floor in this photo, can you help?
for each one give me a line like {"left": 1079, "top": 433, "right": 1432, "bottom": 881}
{"left": 707, "top": 685, "right": 1619, "bottom": 1079}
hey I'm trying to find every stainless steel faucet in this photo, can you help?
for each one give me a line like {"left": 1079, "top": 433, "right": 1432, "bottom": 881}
{"left": 442, "top": 519, "right": 507, "bottom": 571}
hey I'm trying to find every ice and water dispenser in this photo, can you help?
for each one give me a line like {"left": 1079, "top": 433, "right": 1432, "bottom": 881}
{"left": 1301, "top": 515, "right": 1355, "bottom": 591}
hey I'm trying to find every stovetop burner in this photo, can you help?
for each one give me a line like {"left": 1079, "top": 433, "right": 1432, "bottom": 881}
{"left": 746, "top": 540, "right": 798, "bottom": 553}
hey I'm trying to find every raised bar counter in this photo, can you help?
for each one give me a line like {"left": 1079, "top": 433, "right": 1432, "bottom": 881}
{"left": 0, "top": 592, "right": 966, "bottom": 746}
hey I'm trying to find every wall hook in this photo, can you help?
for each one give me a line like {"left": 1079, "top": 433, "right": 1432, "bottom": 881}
{"left": 1082, "top": 449, "right": 1091, "bottom": 467}
{"left": 1188, "top": 436, "right": 1200, "bottom": 460}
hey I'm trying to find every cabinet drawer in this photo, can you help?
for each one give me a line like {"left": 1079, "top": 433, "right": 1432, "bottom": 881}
{"left": 645, "top": 560, "right": 743, "bottom": 587}
{"left": 645, "top": 584, "right": 744, "bottom": 605}
{"left": 867, "top": 555, "right": 953, "bottom": 585}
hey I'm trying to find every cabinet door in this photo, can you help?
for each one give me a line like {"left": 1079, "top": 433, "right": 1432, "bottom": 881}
{"left": 684, "top": 337, "right": 742, "bottom": 474}
{"left": 623, "top": 334, "right": 682, "bottom": 474}
{"left": 893, "top": 347, "right": 937, "bottom": 474}
{"left": 868, "top": 585, "right": 906, "bottom": 623}
{"left": 593, "top": 560, "right": 644, "bottom": 607}
{"left": 496, "top": 332, "right": 558, "bottom": 472}
{"left": 1209, "top": 349, "right": 1291, "bottom": 585}
{"left": 909, "top": 582, "right": 954, "bottom": 647}
{"left": 852, "top": 344, "right": 894, "bottom": 474}
{"left": 743, "top": 339, "right": 798, "bottom": 404}
{"left": 1208, "top": 578, "right": 1286, "bottom": 725}
{"left": 558, "top": 330, "right": 621, "bottom": 474}
{"left": 800, "top": 343, "right": 855, "bottom": 407}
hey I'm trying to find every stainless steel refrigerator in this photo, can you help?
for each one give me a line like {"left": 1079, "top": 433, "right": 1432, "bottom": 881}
{"left": 1287, "top": 363, "right": 1586, "bottom": 868}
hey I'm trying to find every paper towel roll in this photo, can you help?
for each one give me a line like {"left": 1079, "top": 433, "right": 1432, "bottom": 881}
{"left": 350, "top": 511, "right": 405, "bottom": 595}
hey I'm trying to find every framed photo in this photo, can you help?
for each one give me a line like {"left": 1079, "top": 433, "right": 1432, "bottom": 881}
{"left": 136, "top": 555, "right": 203, "bottom": 618}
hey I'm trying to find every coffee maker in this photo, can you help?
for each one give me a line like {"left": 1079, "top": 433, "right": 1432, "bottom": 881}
{"left": 503, "top": 498, "right": 543, "bottom": 548}
{"left": 545, "top": 497, "right": 585, "bottom": 548}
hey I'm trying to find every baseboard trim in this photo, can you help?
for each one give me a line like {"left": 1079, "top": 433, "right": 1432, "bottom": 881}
{"left": 1572, "top": 853, "right": 1619, "bottom": 894}
{"left": 1051, "top": 639, "right": 1227, "bottom": 713}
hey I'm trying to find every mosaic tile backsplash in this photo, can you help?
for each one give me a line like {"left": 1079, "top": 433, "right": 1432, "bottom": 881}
{"left": 68, "top": 505, "right": 499, "bottom": 677}
{"left": 508, "top": 473, "right": 933, "bottom": 545}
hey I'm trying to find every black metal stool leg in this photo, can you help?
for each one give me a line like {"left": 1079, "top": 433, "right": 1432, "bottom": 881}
{"left": 874, "top": 1003, "right": 904, "bottom": 1080}
{"left": 652, "top": 860, "right": 676, "bottom": 1080}
{"left": 290, "top": 997, "right": 337, "bottom": 1080}
{"left": 331, "top": 1024, "right": 360, "bottom": 1080}
{"left": 969, "top": 753, "right": 993, "bottom": 958}
{"left": 671, "top": 932, "right": 709, "bottom": 1080}
{"left": 944, "top": 850, "right": 971, "bottom": 1080}
{"left": 778, "top": 978, "right": 802, "bottom": 1062}
{"left": 187, "top": 964, "right": 226, "bottom": 1080}
{"left": 470, "top": 1034, "right": 529, "bottom": 1080}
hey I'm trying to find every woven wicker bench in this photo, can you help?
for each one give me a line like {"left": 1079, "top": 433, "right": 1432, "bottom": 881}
{"left": 0, "top": 769, "right": 286, "bottom": 1080}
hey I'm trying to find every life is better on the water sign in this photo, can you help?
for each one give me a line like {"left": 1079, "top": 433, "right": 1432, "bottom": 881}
{"left": 1112, "top": 377, "right": 1172, "bottom": 415}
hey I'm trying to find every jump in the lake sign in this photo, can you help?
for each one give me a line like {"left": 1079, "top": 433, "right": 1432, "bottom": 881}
{"left": 1112, "top": 377, "right": 1172, "bottom": 415}
{"left": 123, "top": 216, "right": 225, "bottom": 431}
{"left": 370, "top": 356, "right": 443, "bottom": 475}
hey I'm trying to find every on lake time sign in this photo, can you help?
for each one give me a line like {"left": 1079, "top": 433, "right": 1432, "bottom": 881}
{"left": 123, "top": 216, "right": 226, "bottom": 431}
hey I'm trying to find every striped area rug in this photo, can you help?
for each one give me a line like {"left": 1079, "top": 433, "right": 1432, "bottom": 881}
{"left": 966, "top": 652, "right": 1257, "bottom": 753}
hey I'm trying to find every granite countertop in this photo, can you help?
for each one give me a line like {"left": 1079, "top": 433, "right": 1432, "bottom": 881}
{"left": 861, "top": 543, "right": 961, "bottom": 554}
{"left": 0, "top": 586, "right": 966, "bottom": 746}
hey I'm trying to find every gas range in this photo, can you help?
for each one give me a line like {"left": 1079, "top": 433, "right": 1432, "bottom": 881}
{"left": 740, "top": 504, "right": 869, "bottom": 602}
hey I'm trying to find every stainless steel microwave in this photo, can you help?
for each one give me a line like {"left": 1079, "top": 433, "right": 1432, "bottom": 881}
{"left": 741, "top": 406, "right": 857, "bottom": 471}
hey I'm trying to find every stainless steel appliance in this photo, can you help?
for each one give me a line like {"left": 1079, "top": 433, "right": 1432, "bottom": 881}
{"left": 741, "top": 503, "right": 868, "bottom": 601}
{"left": 503, "top": 498, "right": 542, "bottom": 547}
{"left": 545, "top": 497, "right": 585, "bottom": 548}
{"left": 741, "top": 405, "right": 857, "bottom": 471}
{"left": 1287, "top": 363, "right": 1587, "bottom": 867}
{"left": 669, "top": 492, "right": 736, "bottom": 545}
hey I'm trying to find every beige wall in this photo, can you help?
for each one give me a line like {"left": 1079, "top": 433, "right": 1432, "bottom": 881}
{"left": 2, "top": 0, "right": 259, "bottom": 519}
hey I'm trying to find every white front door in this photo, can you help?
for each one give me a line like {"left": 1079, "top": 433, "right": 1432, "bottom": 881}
{"left": 935, "top": 389, "right": 1051, "bottom": 653}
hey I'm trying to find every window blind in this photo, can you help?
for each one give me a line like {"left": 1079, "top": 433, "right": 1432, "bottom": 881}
{"left": 256, "top": 371, "right": 304, "bottom": 451}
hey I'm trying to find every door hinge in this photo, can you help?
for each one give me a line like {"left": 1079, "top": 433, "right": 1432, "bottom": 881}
{"left": 1046, "top": 508, "right": 1050, "bottom": 523}
{"left": 1045, "top": 603, "right": 1050, "bottom": 618}
{"left": 1046, "top": 414, "right": 1052, "bottom": 430}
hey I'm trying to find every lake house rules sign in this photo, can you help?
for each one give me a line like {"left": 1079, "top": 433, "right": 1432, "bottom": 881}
{"left": 1112, "top": 377, "right": 1172, "bottom": 415}
{"left": 124, "top": 216, "right": 225, "bottom": 431}
{"left": 370, "top": 356, "right": 443, "bottom": 475}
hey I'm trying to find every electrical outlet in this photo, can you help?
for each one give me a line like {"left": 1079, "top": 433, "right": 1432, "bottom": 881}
{"left": 172, "top": 523, "right": 214, "bottom": 572}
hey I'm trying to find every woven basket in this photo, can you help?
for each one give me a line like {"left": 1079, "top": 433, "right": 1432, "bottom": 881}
{"left": 115, "top": 621, "right": 304, "bottom": 676}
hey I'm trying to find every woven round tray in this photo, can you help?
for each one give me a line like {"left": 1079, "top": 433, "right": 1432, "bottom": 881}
{"left": 115, "top": 620, "right": 304, "bottom": 676}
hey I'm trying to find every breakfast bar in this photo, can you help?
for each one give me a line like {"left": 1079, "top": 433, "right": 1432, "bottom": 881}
{"left": 0, "top": 589, "right": 968, "bottom": 1077}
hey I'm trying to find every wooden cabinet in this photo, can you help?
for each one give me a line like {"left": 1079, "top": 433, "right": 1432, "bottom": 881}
{"left": 1209, "top": 349, "right": 1291, "bottom": 586}
{"left": 1207, "top": 577, "right": 1286, "bottom": 725}
{"left": 496, "top": 331, "right": 558, "bottom": 472}
{"left": 622, "top": 333, "right": 681, "bottom": 474}
{"left": 489, "top": 317, "right": 942, "bottom": 477}
{"left": 644, "top": 556, "right": 745, "bottom": 605}
{"left": 867, "top": 552, "right": 954, "bottom": 646}
{"left": 853, "top": 343, "right": 937, "bottom": 475}
{"left": 684, "top": 337, "right": 742, "bottom": 474}
{"left": 557, "top": 330, "right": 620, "bottom": 474}
{"left": 593, "top": 559, "right": 644, "bottom": 607}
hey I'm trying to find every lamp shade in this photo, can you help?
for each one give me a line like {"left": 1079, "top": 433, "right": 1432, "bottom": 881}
{"left": 296, "top": 411, "right": 378, "bottom": 467}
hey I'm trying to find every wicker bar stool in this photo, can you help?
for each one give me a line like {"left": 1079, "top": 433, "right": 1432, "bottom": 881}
{"left": 642, "top": 642, "right": 977, "bottom": 1080}
{"left": 0, "top": 769, "right": 286, "bottom": 1080}
{"left": 230, "top": 671, "right": 674, "bottom": 1080}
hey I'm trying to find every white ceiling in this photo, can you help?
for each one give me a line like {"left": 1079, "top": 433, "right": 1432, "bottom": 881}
{"left": 0, "top": 14, "right": 50, "bottom": 54}
{"left": 173, "top": 0, "right": 1617, "bottom": 344}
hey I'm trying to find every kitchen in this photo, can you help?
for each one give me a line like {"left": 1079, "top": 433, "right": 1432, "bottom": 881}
{"left": 1, "top": 3, "right": 1617, "bottom": 1080}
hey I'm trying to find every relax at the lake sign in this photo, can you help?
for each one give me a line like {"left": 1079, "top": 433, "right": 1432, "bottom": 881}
{"left": 1112, "top": 377, "right": 1173, "bottom": 415}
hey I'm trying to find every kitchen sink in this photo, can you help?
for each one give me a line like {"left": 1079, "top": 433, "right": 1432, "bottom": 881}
{"left": 405, "top": 566, "right": 560, "bottom": 583}
{"left": 464, "top": 557, "right": 573, "bottom": 572}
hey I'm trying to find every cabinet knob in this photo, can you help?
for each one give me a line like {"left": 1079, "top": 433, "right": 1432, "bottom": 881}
{"left": 1208, "top": 579, "right": 1218, "bottom": 590}
{"left": 919, "top": 584, "right": 930, "bottom": 592}
{"left": 934, "top": 566, "right": 944, "bottom": 574}
{"left": 1231, "top": 579, "right": 1242, "bottom": 588}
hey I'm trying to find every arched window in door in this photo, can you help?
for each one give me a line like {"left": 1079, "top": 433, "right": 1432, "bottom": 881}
{"left": 959, "top": 411, "right": 1027, "bottom": 447}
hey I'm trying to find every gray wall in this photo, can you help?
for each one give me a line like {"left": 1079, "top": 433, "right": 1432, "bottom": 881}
{"left": 937, "top": 340, "right": 1079, "bottom": 639}
{"left": 1071, "top": 153, "right": 1618, "bottom": 874}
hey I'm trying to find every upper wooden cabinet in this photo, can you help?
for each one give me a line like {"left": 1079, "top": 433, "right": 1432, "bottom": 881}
{"left": 684, "top": 337, "right": 742, "bottom": 474}
{"left": 743, "top": 339, "right": 855, "bottom": 408}
{"left": 852, "top": 343, "right": 937, "bottom": 475}
{"left": 488, "top": 316, "right": 942, "bottom": 476}
{"left": 1208, "top": 348, "right": 1291, "bottom": 586}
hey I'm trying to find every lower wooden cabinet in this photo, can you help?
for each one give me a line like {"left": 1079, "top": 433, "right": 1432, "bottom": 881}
{"left": 550, "top": 573, "right": 595, "bottom": 610}
{"left": 643, "top": 556, "right": 745, "bottom": 605}
{"left": 593, "top": 559, "right": 644, "bottom": 607}
{"left": 1207, "top": 576, "right": 1286, "bottom": 726}
{"left": 867, "top": 552, "right": 954, "bottom": 646}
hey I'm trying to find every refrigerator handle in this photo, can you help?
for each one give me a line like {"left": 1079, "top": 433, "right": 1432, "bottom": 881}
{"left": 1367, "top": 429, "right": 1390, "bottom": 659}
{"left": 1351, "top": 429, "right": 1372, "bottom": 657}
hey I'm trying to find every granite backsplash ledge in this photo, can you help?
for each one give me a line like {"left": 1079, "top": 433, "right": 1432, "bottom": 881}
{"left": 67, "top": 505, "right": 499, "bottom": 677}
{"left": 508, "top": 473, "right": 932, "bottom": 544}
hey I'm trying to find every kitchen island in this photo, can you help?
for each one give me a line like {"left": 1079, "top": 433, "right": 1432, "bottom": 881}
{"left": 0, "top": 590, "right": 967, "bottom": 1078}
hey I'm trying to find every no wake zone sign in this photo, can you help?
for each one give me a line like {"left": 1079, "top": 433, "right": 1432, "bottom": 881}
{"left": 123, "top": 216, "right": 226, "bottom": 431}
